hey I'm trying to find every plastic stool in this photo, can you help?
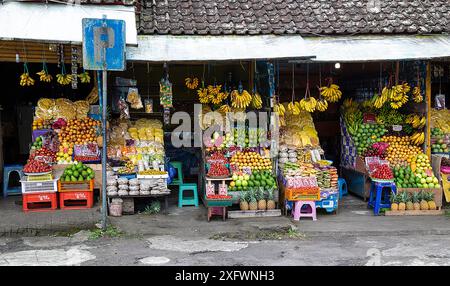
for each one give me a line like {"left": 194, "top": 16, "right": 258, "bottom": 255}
{"left": 178, "top": 183, "right": 198, "bottom": 207}
{"left": 368, "top": 181, "right": 397, "bottom": 215}
{"left": 169, "top": 161, "right": 184, "bottom": 186}
{"left": 338, "top": 178, "right": 348, "bottom": 199}
{"left": 3, "top": 164, "right": 24, "bottom": 198}
{"left": 293, "top": 201, "right": 317, "bottom": 221}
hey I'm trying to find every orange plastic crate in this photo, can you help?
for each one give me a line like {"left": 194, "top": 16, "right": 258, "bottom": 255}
{"left": 285, "top": 187, "right": 321, "bottom": 201}
{"left": 22, "top": 192, "right": 58, "bottom": 212}
{"left": 58, "top": 179, "right": 94, "bottom": 192}
{"left": 59, "top": 190, "right": 94, "bottom": 210}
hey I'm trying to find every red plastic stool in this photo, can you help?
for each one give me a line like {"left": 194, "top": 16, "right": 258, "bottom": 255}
{"left": 23, "top": 192, "right": 58, "bottom": 212}
{"left": 293, "top": 201, "right": 317, "bottom": 221}
{"left": 59, "top": 191, "right": 93, "bottom": 210}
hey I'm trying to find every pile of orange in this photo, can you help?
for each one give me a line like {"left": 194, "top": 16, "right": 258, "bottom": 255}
{"left": 381, "top": 135, "right": 422, "bottom": 166}
{"left": 58, "top": 118, "right": 101, "bottom": 145}
{"left": 230, "top": 151, "right": 272, "bottom": 171}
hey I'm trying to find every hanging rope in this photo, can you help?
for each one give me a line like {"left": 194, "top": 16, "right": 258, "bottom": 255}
{"left": 291, "top": 63, "right": 295, "bottom": 102}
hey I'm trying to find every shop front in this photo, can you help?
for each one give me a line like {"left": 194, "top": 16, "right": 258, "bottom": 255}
{"left": 1, "top": 0, "right": 450, "bottom": 225}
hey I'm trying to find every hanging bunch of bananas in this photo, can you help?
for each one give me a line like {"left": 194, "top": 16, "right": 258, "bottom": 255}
{"left": 315, "top": 98, "right": 328, "bottom": 112}
{"left": 56, "top": 74, "right": 72, "bottom": 85}
{"left": 250, "top": 92, "right": 263, "bottom": 109}
{"left": 56, "top": 65, "right": 72, "bottom": 85}
{"left": 299, "top": 96, "right": 317, "bottom": 113}
{"left": 19, "top": 73, "right": 35, "bottom": 86}
{"left": 410, "top": 131, "right": 425, "bottom": 146}
{"left": 218, "top": 104, "right": 231, "bottom": 116}
{"left": 19, "top": 63, "right": 35, "bottom": 86}
{"left": 86, "top": 86, "right": 99, "bottom": 104}
{"left": 287, "top": 101, "right": 301, "bottom": 115}
{"left": 36, "top": 63, "right": 52, "bottom": 83}
{"left": 231, "top": 89, "right": 252, "bottom": 109}
{"left": 319, "top": 78, "right": 342, "bottom": 103}
{"left": 197, "top": 87, "right": 210, "bottom": 104}
{"left": 372, "top": 88, "right": 389, "bottom": 109}
{"left": 273, "top": 103, "right": 285, "bottom": 116}
{"left": 78, "top": 71, "right": 91, "bottom": 83}
{"left": 389, "top": 83, "right": 410, "bottom": 109}
{"left": 185, "top": 77, "right": 199, "bottom": 90}
{"left": 412, "top": 86, "right": 423, "bottom": 103}
{"left": 203, "top": 85, "right": 228, "bottom": 105}
{"left": 36, "top": 70, "right": 52, "bottom": 82}
{"left": 405, "top": 114, "right": 426, "bottom": 129}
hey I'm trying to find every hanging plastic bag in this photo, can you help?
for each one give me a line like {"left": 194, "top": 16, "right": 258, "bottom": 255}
{"left": 159, "top": 79, "right": 173, "bottom": 108}
{"left": 118, "top": 97, "right": 130, "bottom": 119}
{"left": 127, "top": 87, "right": 143, "bottom": 109}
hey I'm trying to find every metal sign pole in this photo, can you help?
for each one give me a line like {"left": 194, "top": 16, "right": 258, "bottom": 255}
{"left": 101, "top": 69, "right": 107, "bottom": 230}
{"left": 101, "top": 17, "right": 108, "bottom": 230}
{"left": 82, "top": 16, "right": 125, "bottom": 230}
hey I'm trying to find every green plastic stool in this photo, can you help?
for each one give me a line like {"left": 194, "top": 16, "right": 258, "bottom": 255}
{"left": 170, "top": 161, "right": 184, "bottom": 185}
{"left": 178, "top": 183, "right": 199, "bottom": 207}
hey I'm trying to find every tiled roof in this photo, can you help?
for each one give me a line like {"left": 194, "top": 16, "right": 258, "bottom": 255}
{"left": 137, "top": 0, "right": 450, "bottom": 35}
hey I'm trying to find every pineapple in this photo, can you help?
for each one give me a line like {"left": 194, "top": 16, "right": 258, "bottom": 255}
{"left": 239, "top": 191, "right": 249, "bottom": 211}
{"left": 398, "top": 192, "right": 406, "bottom": 211}
{"left": 406, "top": 192, "right": 414, "bottom": 211}
{"left": 419, "top": 190, "right": 429, "bottom": 210}
{"left": 248, "top": 190, "right": 258, "bottom": 211}
{"left": 257, "top": 187, "right": 267, "bottom": 210}
{"left": 390, "top": 193, "right": 399, "bottom": 211}
{"left": 266, "top": 188, "right": 276, "bottom": 210}
{"left": 412, "top": 191, "right": 421, "bottom": 211}
{"left": 426, "top": 191, "right": 436, "bottom": 210}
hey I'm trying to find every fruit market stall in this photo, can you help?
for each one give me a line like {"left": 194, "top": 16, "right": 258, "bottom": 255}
{"left": 195, "top": 79, "right": 282, "bottom": 219}
{"left": 276, "top": 110, "right": 339, "bottom": 216}
{"left": 18, "top": 95, "right": 103, "bottom": 211}
{"left": 337, "top": 62, "right": 445, "bottom": 215}
{"left": 104, "top": 117, "right": 170, "bottom": 215}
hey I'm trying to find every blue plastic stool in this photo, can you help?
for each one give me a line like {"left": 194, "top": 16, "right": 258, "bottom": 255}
{"left": 338, "top": 178, "right": 348, "bottom": 199}
{"left": 169, "top": 161, "right": 184, "bottom": 186}
{"left": 368, "top": 181, "right": 397, "bottom": 215}
{"left": 3, "top": 164, "right": 24, "bottom": 198}
{"left": 178, "top": 183, "right": 199, "bottom": 207}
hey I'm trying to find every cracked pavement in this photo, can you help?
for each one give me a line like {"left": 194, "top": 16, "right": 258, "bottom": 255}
{"left": 0, "top": 231, "right": 449, "bottom": 266}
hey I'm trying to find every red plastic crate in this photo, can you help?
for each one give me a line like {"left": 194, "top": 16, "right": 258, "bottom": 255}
{"left": 22, "top": 192, "right": 58, "bottom": 212}
{"left": 59, "top": 190, "right": 93, "bottom": 210}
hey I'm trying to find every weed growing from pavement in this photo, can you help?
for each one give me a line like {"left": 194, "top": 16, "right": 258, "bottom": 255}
{"left": 89, "top": 226, "right": 123, "bottom": 240}
{"left": 211, "top": 227, "right": 306, "bottom": 241}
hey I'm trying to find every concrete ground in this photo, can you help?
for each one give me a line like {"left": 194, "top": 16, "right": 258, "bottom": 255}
{"left": 0, "top": 195, "right": 99, "bottom": 236}
{"left": 0, "top": 193, "right": 449, "bottom": 266}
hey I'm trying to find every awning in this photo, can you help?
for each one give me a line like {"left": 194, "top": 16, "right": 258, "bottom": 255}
{"left": 304, "top": 35, "right": 450, "bottom": 62}
{"left": 127, "top": 35, "right": 315, "bottom": 62}
{"left": 0, "top": 2, "right": 137, "bottom": 45}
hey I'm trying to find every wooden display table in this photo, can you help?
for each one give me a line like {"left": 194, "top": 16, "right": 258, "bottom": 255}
{"left": 107, "top": 193, "right": 170, "bottom": 215}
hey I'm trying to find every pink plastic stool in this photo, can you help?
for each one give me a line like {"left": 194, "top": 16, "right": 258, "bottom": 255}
{"left": 293, "top": 201, "right": 317, "bottom": 221}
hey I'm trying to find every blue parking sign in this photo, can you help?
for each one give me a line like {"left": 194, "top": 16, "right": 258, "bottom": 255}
{"left": 82, "top": 17, "right": 126, "bottom": 71}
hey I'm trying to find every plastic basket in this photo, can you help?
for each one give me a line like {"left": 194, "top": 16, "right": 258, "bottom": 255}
{"left": 58, "top": 179, "right": 94, "bottom": 192}
{"left": 27, "top": 173, "right": 53, "bottom": 181}
{"left": 20, "top": 178, "right": 59, "bottom": 194}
